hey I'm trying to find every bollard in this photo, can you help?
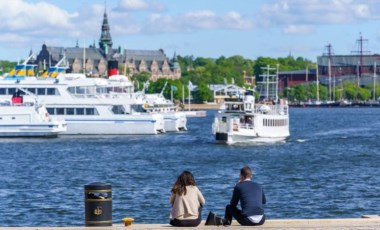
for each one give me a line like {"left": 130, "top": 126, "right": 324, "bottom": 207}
{"left": 84, "top": 182, "right": 112, "bottom": 226}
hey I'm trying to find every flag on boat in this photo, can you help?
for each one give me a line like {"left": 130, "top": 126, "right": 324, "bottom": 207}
{"left": 171, "top": 85, "right": 178, "bottom": 91}
{"left": 26, "top": 65, "right": 35, "bottom": 76}
{"left": 15, "top": 64, "right": 26, "bottom": 76}
{"left": 188, "top": 81, "right": 195, "bottom": 91}
{"left": 47, "top": 67, "right": 66, "bottom": 78}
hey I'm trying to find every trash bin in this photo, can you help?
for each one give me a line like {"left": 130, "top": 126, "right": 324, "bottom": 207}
{"left": 84, "top": 182, "right": 112, "bottom": 226}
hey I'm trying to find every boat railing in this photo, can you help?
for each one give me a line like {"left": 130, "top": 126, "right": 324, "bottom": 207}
{"left": 240, "top": 123, "right": 254, "bottom": 129}
{"left": 254, "top": 103, "right": 288, "bottom": 115}
{"left": 0, "top": 101, "right": 35, "bottom": 107}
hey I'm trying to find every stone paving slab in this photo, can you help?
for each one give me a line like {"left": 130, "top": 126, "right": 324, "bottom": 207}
{"left": 0, "top": 215, "right": 379, "bottom": 230}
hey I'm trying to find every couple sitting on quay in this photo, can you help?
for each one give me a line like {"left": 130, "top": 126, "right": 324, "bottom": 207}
{"left": 169, "top": 166, "right": 266, "bottom": 227}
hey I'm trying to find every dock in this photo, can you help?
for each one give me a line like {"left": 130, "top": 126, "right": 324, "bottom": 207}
{"left": 0, "top": 215, "right": 378, "bottom": 230}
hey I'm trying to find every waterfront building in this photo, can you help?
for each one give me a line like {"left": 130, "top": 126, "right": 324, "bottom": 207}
{"left": 209, "top": 84, "right": 245, "bottom": 104}
{"left": 33, "top": 9, "right": 180, "bottom": 80}
{"left": 278, "top": 69, "right": 317, "bottom": 92}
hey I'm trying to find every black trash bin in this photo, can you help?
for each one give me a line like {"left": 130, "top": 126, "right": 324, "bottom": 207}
{"left": 84, "top": 182, "right": 112, "bottom": 226}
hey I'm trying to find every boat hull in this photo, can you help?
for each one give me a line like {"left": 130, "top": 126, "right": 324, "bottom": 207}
{"left": 215, "top": 131, "right": 287, "bottom": 145}
{"left": 54, "top": 114, "right": 165, "bottom": 135}
{"left": 163, "top": 112, "right": 187, "bottom": 132}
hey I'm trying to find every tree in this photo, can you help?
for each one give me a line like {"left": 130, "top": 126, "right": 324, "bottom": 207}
{"left": 131, "top": 72, "right": 151, "bottom": 91}
{"left": 193, "top": 82, "right": 212, "bottom": 102}
{"left": 146, "top": 79, "right": 187, "bottom": 101}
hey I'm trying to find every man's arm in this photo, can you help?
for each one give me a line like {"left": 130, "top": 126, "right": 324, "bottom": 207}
{"left": 262, "top": 190, "right": 266, "bottom": 205}
{"left": 230, "top": 187, "right": 240, "bottom": 207}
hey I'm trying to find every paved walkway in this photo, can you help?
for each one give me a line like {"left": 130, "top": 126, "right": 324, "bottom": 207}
{"left": 0, "top": 215, "right": 379, "bottom": 230}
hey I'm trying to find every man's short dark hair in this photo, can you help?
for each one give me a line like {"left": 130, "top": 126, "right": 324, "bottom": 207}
{"left": 240, "top": 166, "right": 252, "bottom": 179}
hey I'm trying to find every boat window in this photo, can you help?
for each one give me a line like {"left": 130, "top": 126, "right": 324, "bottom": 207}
{"left": 76, "top": 108, "right": 85, "bottom": 115}
{"left": 67, "top": 87, "right": 75, "bottom": 94}
{"left": 85, "top": 108, "right": 98, "bottom": 115}
{"left": 37, "top": 88, "right": 46, "bottom": 95}
{"left": 66, "top": 108, "right": 75, "bottom": 115}
{"left": 112, "top": 105, "right": 125, "bottom": 114}
{"left": 47, "top": 88, "right": 58, "bottom": 95}
{"left": 96, "top": 87, "right": 107, "bottom": 94}
{"left": 56, "top": 108, "right": 65, "bottom": 115}
{"left": 28, "top": 88, "right": 36, "bottom": 94}
{"left": 130, "top": 104, "right": 144, "bottom": 113}
{"left": 47, "top": 108, "right": 55, "bottom": 115}
{"left": 8, "top": 88, "right": 16, "bottom": 95}
{"left": 0, "top": 88, "right": 5, "bottom": 95}
{"left": 222, "top": 117, "right": 227, "bottom": 122}
{"left": 75, "top": 86, "right": 86, "bottom": 94}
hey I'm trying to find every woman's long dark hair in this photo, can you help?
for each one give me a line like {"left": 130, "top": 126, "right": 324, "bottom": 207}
{"left": 171, "top": 171, "right": 196, "bottom": 195}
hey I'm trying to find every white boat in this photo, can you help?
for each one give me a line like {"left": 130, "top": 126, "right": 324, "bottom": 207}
{"left": 0, "top": 74, "right": 165, "bottom": 135}
{"left": 212, "top": 65, "right": 290, "bottom": 144}
{"left": 136, "top": 92, "right": 187, "bottom": 132}
{"left": 0, "top": 97, "right": 66, "bottom": 137}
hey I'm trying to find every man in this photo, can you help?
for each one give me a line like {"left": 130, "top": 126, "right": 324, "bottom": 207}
{"left": 223, "top": 166, "right": 266, "bottom": 226}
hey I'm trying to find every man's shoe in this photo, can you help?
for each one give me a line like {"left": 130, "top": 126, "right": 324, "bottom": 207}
{"left": 222, "top": 218, "right": 231, "bottom": 226}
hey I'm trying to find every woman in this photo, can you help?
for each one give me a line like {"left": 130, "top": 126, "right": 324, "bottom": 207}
{"left": 170, "top": 171, "right": 205, "bottom": 227}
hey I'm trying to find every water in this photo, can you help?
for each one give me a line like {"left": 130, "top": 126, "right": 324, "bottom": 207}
{"left": 0, "top": 108, "right": 379, "bottom": 226}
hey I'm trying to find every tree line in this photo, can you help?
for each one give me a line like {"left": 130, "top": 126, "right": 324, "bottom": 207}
{"left": 132, "top": 55, "right": 315, "bottom": 102}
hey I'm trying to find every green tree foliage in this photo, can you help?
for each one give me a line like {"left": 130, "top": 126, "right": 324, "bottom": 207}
{"left": 146, "top": 78, "right": 187, "bottom": 101}
{"left": 193, "top": 82, "right": 213, "bottom": 102}
{"left": 364, "top": 84, "right": 380, "bottom": 100}
{"left": 0, "top": 60, "right": 17, "bottom": 74}
{"left": 131, "top": 71, "right": 151, "bottom": 91}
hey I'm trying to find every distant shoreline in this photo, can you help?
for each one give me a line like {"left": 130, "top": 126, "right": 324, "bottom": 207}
{"left": 183, "top": 103, "right": 220, "bottom": 110}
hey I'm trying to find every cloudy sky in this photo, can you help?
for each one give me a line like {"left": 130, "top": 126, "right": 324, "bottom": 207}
{"left": 1, "top": 0, "right": 380, "bottom": 62}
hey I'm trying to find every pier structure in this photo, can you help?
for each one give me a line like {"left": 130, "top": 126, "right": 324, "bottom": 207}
{"left": 0, "top": 215, "right": 379, "bottom": 229}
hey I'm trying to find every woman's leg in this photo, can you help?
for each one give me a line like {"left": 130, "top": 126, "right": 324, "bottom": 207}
{"left": 170, "top": 217, "right": 201, "bottom": 227}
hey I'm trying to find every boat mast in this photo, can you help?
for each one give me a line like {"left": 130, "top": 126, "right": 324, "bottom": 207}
{"left": 276, "top": 64, "right": 279, "bottom": 102}
{"left": 259, "top": 65, "right": 276, "bottom": 100}
{"left": 316, "top": 61, "right": 320, "bottom": 102}
{"left": 374, "top": 62, "right": 377, "bottom": 101}
{"left": 325, "top": 43, "right": 333, "bottom": 101}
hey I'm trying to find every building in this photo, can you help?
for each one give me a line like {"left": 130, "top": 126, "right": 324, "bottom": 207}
{"left": 209, "top": 84, "right": 245, "bottom": 104}
{"left": 278, "top": 69, "right": 317, "bottom": 92}
{"left": 317, "top": 54, "right": 380, "bottom": 86}
{"left": 34, "top": 9, "right": 181, "bottom": 80}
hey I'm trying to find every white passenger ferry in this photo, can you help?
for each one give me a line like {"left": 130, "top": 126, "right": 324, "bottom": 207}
{"left": 0, "top": 74, "right": 165, "bottom": 135}
{"left": 212, "top": 66, "right": 290, "bottom": 144}
{"left": 0, "top": 95, "right": 66, "bottom": 137}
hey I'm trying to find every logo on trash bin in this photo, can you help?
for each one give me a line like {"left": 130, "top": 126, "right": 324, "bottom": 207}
{"left": 94, "top": 207, "right": 103, "bottom": 215}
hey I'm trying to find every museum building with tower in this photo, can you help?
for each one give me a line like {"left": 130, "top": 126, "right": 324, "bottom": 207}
{"left": 33, "top": 8, "right": 181, "bottom": 80}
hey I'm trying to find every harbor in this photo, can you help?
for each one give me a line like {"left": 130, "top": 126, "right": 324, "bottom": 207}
{"left": 1, "top": 1, "right": 380, "bottom": 228}
{"left": 0, "top": 107, "right": 379, "bottom": 227}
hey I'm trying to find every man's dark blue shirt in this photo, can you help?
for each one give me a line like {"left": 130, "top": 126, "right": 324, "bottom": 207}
{"left": 230, "top": 180, "right": 266, "bottom": 217}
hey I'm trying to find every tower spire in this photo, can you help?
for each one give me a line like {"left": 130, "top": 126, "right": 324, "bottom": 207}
{"left": 99, "top": 3, "right": 113, "bottom": 55}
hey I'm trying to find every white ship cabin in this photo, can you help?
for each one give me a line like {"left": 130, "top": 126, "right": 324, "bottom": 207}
{"left": 0, "top": 74, "right": 134, "bottom": 99}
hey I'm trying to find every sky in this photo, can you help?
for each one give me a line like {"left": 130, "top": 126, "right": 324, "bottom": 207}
{"left": 1, "top": 0, "right": 380, "bottom": 62}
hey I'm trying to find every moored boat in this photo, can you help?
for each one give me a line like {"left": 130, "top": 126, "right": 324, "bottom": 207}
{"left": 0, "top": 96, "right": 66, "bottom": 137}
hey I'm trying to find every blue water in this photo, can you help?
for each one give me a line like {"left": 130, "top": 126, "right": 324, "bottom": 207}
{"left": 0, "top": 108, "right": 379, "bottom": 226}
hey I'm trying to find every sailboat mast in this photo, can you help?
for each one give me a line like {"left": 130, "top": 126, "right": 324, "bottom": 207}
{"left": 374, "top": 62, "right": 377, "bottom": 101}
{"left": 316, "top": 62, "right": 320, "bottom": 101}
{"left": 276, "top": 64, "right": 279, "bottom": 102}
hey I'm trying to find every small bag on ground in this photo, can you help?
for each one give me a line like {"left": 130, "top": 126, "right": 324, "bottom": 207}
{"left": 205, "top": 211, "right": 223, "bottom": 226}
